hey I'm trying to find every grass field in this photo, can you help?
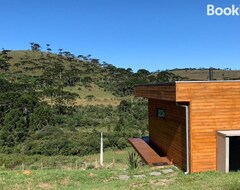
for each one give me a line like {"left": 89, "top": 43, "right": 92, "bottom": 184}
{"left": 65, "top": 84, "right": 122, "bottom": 106}
{"left": 1, "top": 148, "right": 240, "bottom": 189}
{"left": 0, "top": 148, "right": 131, "bottom": 171}
{"left": 1, "top": 167, "right": 240, "bottom": 189}
{"left": 64, "top": 85, "right": 115, "bottom": 99}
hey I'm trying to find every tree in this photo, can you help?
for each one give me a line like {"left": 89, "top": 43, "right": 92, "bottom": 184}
{"left": 43, "top": 87, "right": 58, "bottom": 105}
{"left": 1, "top": 109, "right": 28, "bottom": 146}
{"left": 14, "top": 94, "right": 38, "bottom": 115}
{"left": 119, "top": 100, "right": 131, "bottom": 112}
{"left": 115, "top": 116, "right": 125, "bottom": 132}
{"left": 30, "top": 104, "right": 53, "bottom": 131}
{"left": 0, "top": 49, "right": 11, "bottom": 71}
{"left": 0, "top": 78, "right": 12, "bottom": 92}
{"left": 91, "top": 58, "right": 100, "bottom": 64}
{"left": 63, "top": 67, "right": 80, "bottom": 86}
{"left": 53, "top": 62, "right": 65, "bottom": 80}
{"left": 137, "top": 69, "right": 150, "bottom": 76}
{"left": 157, "top": 71, "right": 175, "bottom": 82}
{"left": 0, "top": 92, "right": 21, "bottom": 125}
{"left": 148, "top": 75, "right": 157, "bottom": 83}
{"left": 82, "top": 76, "right": 92, "bottom": 84}
{"left": 30, "top": 42, "right": 41, "bottom": 51}
{"left": 46, "top": 44, "right": 52, "bottom": 52}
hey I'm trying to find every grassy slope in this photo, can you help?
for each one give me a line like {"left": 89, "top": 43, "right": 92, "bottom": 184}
{"left": 64, "top": 84, "right": 122, "bottom": 106}
{"left": 6, "top": 51, "right": 240, "bottom": 106}
{"left": 7, "top": 50, "right": 122, "bottom": 106}
{"left": 8, "top": 51, "right": 240, "bottom": 82}
{"left": 8, "top": 50, "right": 40, "bottom": 63}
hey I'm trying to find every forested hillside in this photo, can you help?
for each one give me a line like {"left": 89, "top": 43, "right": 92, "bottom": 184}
{"left": 0, "top": 43, "right": 239, "bottom": 156}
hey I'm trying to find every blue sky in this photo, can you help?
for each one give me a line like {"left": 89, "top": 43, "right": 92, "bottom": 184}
{"left": 0, "top": 0, "right": 240, "bottom": 72}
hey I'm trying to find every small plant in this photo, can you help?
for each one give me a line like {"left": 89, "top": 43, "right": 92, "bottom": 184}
{"left": 85, "top": 95, "right": 95, "bottom": 101}
{"left": 86, "top": 164, "right": 95, "bottom": 169}
{"left": 127, "top": 151, "right": 140, "bottom": 170}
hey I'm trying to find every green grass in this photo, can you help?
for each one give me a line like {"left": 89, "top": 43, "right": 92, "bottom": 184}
{"left": 64, "top": 84, "right": 115, "bottom": 99}
{"left": 0, "top": 167, "right": 240, "bottom": 189}
{"left": 0, "top": 148, "right": 132, "bottom": 170}
{"left": 64, "top": 84, "right": 122, "bottom": 106}
{"left": 64, "top": 85, "right": 135, "bottom": 106}
{"left": 1, "top": 149, "right": 240, "bottom": 189}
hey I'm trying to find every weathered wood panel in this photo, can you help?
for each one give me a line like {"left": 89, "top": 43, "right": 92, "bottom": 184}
{"left": 148, "top": 99, "right": 186, "bottom": 170}
{"left": 128, "top": 138, "right": 172, "bottom": 166}
{"left": 176, "top": 81, "right": 240, "bottom": 173}
{"left": 134, "top": 84, "right": 176, "bottom": 101}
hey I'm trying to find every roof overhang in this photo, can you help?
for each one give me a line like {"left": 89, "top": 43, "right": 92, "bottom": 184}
{"left": 134, "top": 80, "right": 240, "bottom": 102}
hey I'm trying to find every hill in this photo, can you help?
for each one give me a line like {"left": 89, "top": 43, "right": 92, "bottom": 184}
{"left": 2, "top": 48, "right": 240, "bottom": 102}
{"left": 170, "top": 68, "right": 240, "bottom": 81}
{"left": 0, "top": 46, "right": 150, "bottom": 157}
{"left": 2, "top": 49, "right": 152, "bottom": 100}
{"left": 0, "top": 44, "right": 239, "bottom": 158}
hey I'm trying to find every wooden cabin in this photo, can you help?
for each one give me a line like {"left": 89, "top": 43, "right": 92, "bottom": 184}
{"left": 131, "top": 81, "right": 240, "bottom": 173}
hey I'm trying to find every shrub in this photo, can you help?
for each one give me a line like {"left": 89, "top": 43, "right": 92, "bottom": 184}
{"left": 127, "top": 151, "right": 140, "bottom": 170}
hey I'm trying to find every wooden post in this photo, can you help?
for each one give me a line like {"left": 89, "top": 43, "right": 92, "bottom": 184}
{"left": 100, "top": 132, "right": 104, "bottom": 167}
{"left": 112, "top": 157, "right": 115, "bottom": 169}
{"left": 21, "top": 163, "right": 24, "bottom": 171}
{"left": 75, "top": 160, "right": 78, "bottom": 170}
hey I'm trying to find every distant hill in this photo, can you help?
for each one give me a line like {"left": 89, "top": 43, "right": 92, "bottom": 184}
{"left": 1, "top": 49, "right": 240, "bottom": 103}
{"left": 1, "top": 49, "right": 185, "bottom": 102}
{"left": 170, "top": 68, "right": 240, "bottom": 81}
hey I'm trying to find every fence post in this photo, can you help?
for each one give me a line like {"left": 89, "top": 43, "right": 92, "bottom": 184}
{"left": 112, "top": 157, "right": 115, "bottom": 169}
{"left": 75, "top": 160, "right": 78, "bottom": 170}
{"left": 21, "top": 163, "right": 24, "bottom": 171}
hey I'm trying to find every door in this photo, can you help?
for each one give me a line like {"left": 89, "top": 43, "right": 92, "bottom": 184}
{"left": 229, "top": 137, "right": 240, "bottom": 171}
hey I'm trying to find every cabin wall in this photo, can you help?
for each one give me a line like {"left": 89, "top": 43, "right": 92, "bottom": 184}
{"left": 176, "top": 82, "right": 240, "bottom": 173}
{"left": 148, "top": 99, "right": 186, "bottom": 170}
{"left": 134, "top": 84, "right": 176, "bottom": 101}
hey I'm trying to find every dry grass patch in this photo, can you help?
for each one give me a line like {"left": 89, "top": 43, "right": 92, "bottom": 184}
{"left": 60, "top": 177, "right": 70, "bottom": 186}
{"left": 150, "top": 178, "right": 175, "bottom": 187}
{"left": 37, "top": 183, "right": 54, "bottom": 189}
{"left": 75, "top": 98, "right": 120, "bottom": 106}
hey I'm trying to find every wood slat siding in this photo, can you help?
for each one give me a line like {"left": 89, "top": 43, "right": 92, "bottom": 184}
{"left": 134, "top": 84, "right": 176, "bottom": 101}
{"left": 134, "top": 81, "right": 240, "bottom": 173}
{"left": 135, "top": 81, "right": 240, "bottom": 172}
{"left": 148, "top": 99, "right": 186, "bottom": 171}
{"left": 176, "top": 82, "right": 240, "bottom": 173}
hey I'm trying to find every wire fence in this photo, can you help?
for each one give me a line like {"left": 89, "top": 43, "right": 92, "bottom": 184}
{"left": 2, "top": 158, "right": 119, "bottom": 171}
